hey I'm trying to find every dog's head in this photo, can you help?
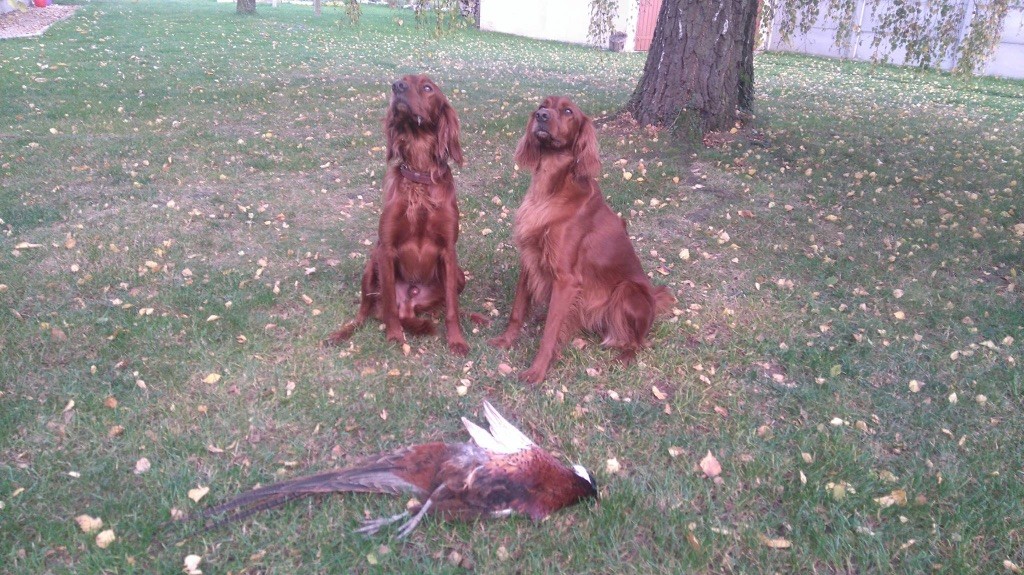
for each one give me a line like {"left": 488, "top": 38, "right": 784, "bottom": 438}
{"left": 385, "top": 74, "right": 463, "bottom": 167}
{"left": 514, "top": 96, "right": 599, "bottom": 179}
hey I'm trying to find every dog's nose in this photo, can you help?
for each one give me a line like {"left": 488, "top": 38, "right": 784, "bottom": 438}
{"left": 392, "top": 79, "right": 409, "bottom": 94}
{"left": 535, "top": 108, "right": 551, "bottom": 123}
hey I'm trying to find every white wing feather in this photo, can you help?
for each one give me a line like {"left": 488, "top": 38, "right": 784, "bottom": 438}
{"left": 462, "top": 401, "right": 535, "bottom": 454}
{"left": 483, "top": 400, "right": 535, "bottom": 449}
{"left": 461, "top": 416, "right": 506, "bottom": 453}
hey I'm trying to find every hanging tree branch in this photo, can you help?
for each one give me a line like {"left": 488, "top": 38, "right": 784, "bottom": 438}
{"left": 770, "top": 0, "right": 1010, "bottom": 74}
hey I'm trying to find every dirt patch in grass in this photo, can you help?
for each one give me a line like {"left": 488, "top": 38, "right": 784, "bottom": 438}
{"left": 0, "top": 4, "right": 78, "bottom": 39}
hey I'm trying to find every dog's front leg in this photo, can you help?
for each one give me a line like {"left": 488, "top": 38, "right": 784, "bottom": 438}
{"left": 377, "top": 244, "right": 405, "bottom": 345}
{"left": 519, "top": 273, "right": 579, "bottom": 384}
{"left": 441, "top": 247, "right": 468, "bottom": 356}
{"left": 488, "top": 269, "right": 531, "bottom": 349}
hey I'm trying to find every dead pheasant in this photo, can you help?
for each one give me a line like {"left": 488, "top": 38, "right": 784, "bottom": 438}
{"left": 195, "top": 401, "right": 597, "bottom": 538}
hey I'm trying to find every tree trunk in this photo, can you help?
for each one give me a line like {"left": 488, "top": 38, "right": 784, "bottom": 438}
{"left": 236, "top": 0, "right": 256, "bottom": 15}
{"left": 313, "top": 0, "right": 322, "bottom": 17}
{"left": 626, "top": 0, "right": 759, "bottom": 136}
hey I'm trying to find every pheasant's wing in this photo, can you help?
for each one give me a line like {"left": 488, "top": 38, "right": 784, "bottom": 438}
{"left": 462, "top": 401, "right": 535, "bottom": 454}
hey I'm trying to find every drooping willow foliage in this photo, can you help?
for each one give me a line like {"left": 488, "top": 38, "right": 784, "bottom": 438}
{"left": 765, "top": 0, "right": 1011, "bottom": 74}
{"left": 410, "top": 0, "right": 470, "bottom": 36}
{"left": 588, "top": 0, "right": 620, "bottom": 46}
{"left": 954, "top": 0, "right": 1012, "bottom": 73}
{"left": 345, "top": 0, "right": 361, "bottom": 25}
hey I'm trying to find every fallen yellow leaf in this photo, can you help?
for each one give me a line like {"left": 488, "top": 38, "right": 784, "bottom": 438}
{"left": 75, "top": 514, "right": 103, "bottom": 533}
{"left": 95, "top": 529, "right": 116, "bottom": 549}
{"left": 183, "top": 554, "right": 203, "bottom": 575}
{"left": 874, "top": 489, "right": 908, "bottom": 508}
{"left": 188, "top": 486, "right": 210, "bottom": 503}
{"left": 686, "top": 530, "right": 701, "bottom": 550}
{"left": 758, "top": 534, "right": 792, "bottom": 549}
{"left": 606, "top": 458, "right": 622, "bottom": 474}
{"left": 496, "top": 545, "right": 511, "bottom": 561}
{"left": 699, "top": 451, "right": 722, "bottom": 478}
{"left": 877, "top": 470, "right": 899, "bottom": 483}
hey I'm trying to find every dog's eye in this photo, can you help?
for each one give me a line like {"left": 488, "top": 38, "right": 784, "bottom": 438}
{"left": 563, "top": 108, "right": 573, "bottom": 116}
{"left": 423, "top": 85, "right": 433, "bottom": 93}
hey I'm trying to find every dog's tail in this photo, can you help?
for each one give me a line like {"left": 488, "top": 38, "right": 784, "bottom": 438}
{"left": 601, "top": 281, "right": 656, "bottom": 360}
{"left": 324, "top": 319, "right": 363, "bottom": 346}
{"left": 652, "top": 285, "right": 676, "bottom": 315}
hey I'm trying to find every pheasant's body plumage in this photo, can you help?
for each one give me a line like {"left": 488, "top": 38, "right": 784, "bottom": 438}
{"left": 196, "top": 402, "right": 597, "bottom": 538}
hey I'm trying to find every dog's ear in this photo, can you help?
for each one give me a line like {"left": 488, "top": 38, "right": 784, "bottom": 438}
{"left": 384, "top": 105, "right": 398, "bottom": 163}
{"left": 437, "top": 99, "right": 463, "bottom": 167}
{"left": 514, "top": 115, "right": 541, "bottom": 172}
{"left": 572, "top": 114, "right": 601, "bottom": 179}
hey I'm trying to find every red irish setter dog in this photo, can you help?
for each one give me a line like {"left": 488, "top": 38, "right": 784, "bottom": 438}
{"left": 326, "top": 74, "right": 469, "bottom": 355}
{"left": 489, "top": 96, "right": 675, "bottom": 383}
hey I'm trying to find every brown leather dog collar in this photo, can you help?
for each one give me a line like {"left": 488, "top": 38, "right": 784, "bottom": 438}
{"left": 400, "top": 164, "right": 443, "bottom": 185}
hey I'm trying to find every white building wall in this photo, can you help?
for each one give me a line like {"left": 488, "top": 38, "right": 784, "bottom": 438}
{"left": 985, "top": 6, "right": 1024, "bottom": 78}
{"left": 480, "top": 0, "right": 640, "bottom": 51}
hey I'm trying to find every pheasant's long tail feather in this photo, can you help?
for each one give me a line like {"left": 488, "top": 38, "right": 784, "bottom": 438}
{"left": 195, "top": 460, "right": 423, "bottom": 529}
{"left": 201, "top": 491, "right": 312, "bottom": 530}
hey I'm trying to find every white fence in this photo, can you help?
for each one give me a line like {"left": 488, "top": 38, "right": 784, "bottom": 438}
{"left": 765, "top": 0, "right": 1024, "bottom": 79}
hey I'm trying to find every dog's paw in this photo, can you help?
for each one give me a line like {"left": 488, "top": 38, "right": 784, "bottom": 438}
{"left": 487, "top": 335, "right": 514, "bottom": 349}
{"left": 467, "top": 312, "right": 491, "bottom": 327}
{"left": 323, "top": 323, "right": 358, "bottom": 346}
{"left": 385, "top": 328, "right": 407, "bottom": 346}
{"left": 448, "top": 339, "right": 469, "bottom": 357}
{"left": 517, "top": 366, "right": 546, "bottom": 385}
{"left": 614, "top": 348, "right": 638, "bottom": 365}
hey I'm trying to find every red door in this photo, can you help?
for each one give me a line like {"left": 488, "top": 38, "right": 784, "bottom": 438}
{"left": 634, "top": 0, "right": 663, "bottom": 51}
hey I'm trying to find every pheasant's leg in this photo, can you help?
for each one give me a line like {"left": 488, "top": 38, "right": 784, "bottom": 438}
{"left": 395, "top": 498, "right": 434, "bottom": 539}
{"left": 354, "top": 511, "right": 409, "bottom": 536}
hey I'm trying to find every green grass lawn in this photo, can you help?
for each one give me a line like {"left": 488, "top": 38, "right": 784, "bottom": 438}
{"left": 1, "top": 1, "right": 1022, "bottom": 572}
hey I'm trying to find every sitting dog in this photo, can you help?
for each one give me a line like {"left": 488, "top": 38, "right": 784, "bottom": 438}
{"left": 326, "top": 74, "right": 469, "bottom": 355}
{"left": 489, "top": 96, "right": 675, "bottom": 383}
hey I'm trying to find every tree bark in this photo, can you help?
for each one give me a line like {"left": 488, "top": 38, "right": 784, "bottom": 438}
{"left": 627, "top": 0, "right": 759, "bottom": 136}
{"left": 236, "top": 0, "right": 256, "bottom": 15}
